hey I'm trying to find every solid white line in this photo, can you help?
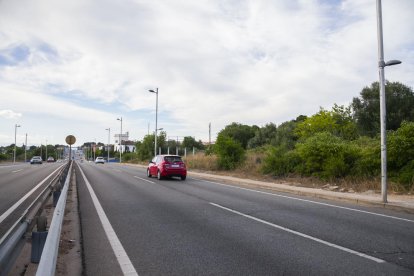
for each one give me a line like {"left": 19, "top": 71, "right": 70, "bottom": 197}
{"left": 12, "top": 169, "right": 23, "bottom": 173}
{"left": 77, "top": 164, "right": 138, "bottom": 276}
{"left": 196, "top": 179, "right": 414, "bottom": 223}
{"left": 0, "top": 165, "right": 65, "bottom": 224}
{"left": 210, "top": 202, "right": 385, "bottom": 264}
{"left": 133, "top": 176, "right": 155, "bottom": 184}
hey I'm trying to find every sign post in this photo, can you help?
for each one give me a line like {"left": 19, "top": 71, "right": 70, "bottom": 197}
{"left": 65, "top": 135, "right": 76, "bottom": 161}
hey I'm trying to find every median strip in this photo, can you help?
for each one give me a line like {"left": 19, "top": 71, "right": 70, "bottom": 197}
{"left": 210, "top": 202, "right": 385, "bottom": 264}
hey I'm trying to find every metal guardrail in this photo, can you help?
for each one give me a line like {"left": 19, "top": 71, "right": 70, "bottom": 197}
{"left": 0, "top": 162, "right": 70, "bottom": 276}
{"left": 36, "top": 161, "right": 73, "bottom": 276}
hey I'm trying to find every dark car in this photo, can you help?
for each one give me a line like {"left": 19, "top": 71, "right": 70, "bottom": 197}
{"left": 147, "top": 155, "right": 187, "bottom": 180}
{"left": 30, "top": 156, "right": 43, "bottom": 164}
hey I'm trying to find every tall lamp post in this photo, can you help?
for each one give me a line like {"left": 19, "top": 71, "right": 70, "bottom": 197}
{"left": 149, "top": 88, "right": 159, "bottom": 156}
{"left": 14, "top": 124, "right": 21, "bottom": 163}
{"left": 117, "top": 117, "right": 123, "bottom": 163}
{"left": 106, "top": 128, "right": 110, "bottom": 162}
{"left": 376, "top": 0, "right": 402, "bottom": 203}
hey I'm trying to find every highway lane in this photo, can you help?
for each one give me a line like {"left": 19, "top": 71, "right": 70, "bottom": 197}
{"left": 0, "top": 162, "right": 65, "bottom": 238}
{"left": 76, "top": 161, "right": 414, "bottom": 275}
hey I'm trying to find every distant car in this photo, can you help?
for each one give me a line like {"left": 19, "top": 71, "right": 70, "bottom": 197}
{"left": 147, "top": 155, "right": 187, "bottom": 180}
{"left": 47, "top": 157, "right": 55, "bottom": 162}
{"left": 30, "top": 156, "right": 43, "bottom": 164}
{"left": 95, "top": 157, "right": 105, "bottom": 164}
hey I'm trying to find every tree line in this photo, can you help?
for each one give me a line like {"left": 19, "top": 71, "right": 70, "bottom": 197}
{"left": 211, "top": 81, "right": 414, "bottom": 191}
{"left": 0, "top": 144, "right": 66, "bottom": 161}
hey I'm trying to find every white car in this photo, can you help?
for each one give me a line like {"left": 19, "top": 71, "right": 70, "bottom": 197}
{"left": 95, "top": 157, "right": 105, "bottom": 164}
{"left": 30, "top": 156, "right": 43, "bottom": 164}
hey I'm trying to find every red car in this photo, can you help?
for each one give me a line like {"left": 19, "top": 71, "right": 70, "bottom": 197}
{"left": 147, "top": 155, "right": 187, "bottom": 180}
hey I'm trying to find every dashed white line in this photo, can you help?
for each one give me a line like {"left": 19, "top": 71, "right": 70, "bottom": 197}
{"left": 197, "top": 179, "right": 414, "bottom": 223}
{"left": 77, "top": 164, "right": 138, "bottom": 276}
{"left": 133, "top": 176, "right": 155, "bottom": 184}
{"left": 12, "top": 169, "right": 23, "bottom": 173}
{"left": 210, "top": 202, "right": 385, "bottom": 264}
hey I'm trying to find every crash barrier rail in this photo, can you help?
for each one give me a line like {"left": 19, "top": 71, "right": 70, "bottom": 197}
{"left": 36, "top": 161, "right": 73, "bottom": 276}
{"left": 0, "top": 162, "right": 71, "bottom": 276}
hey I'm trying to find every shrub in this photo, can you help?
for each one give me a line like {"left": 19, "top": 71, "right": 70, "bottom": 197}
{"left": 214, "top": 134, "right": 245, "bottom": 170}
{"left": 351, "top": 136, "right": 380, "bottom": 177}
{"left": 397, "top": 160, "right": 414, "bottom": 190}
{"left": 388, "top": 121, "right": 414, "bottom": 170}
{"left": 262, "top": 146, "right": 300, "bottom": 177}
{"left": 295, "top": 132, "right": 358, "bottom": 179}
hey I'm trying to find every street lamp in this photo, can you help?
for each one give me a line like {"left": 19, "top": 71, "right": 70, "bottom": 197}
{"left": 106, "top": 128, "right": 110, "bottom": 163}
{"left": 14, "top": 124, "right": 21, "bottom": 163}
{"left": 117, "top": 117, "right": 123, "bottom": 163}
{"left": 149, "top": 88, "right": 159, "bottom": 156}
{"left": 376, "top": 0, "right": 402, "bottom": 203}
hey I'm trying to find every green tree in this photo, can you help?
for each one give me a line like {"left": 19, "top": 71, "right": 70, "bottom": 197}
{"left": 214, "top": 134, "right": 245, "bottom": 170}
{"left": 352, "top": 81, "right": 414, "bottom": 136}
{"left": 136, "top": 135, "right": 155, "bottom": 161}
{"left": 248, "top": 123, "right": 277, "bottom": 149}
{"left": 218, "top": 122, "right": 257, "bottom": 149}
{"left": 182, "top": 136, "right": 205, "bottom": 150}
{"left": 295, "top": 105, "right": 357, "bottom": 140}
{"left": 271, "top": 120, "right": 299, "bottom": 150}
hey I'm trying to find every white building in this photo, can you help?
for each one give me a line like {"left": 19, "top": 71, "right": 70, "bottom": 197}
{"left": 114, "top": 132, "right": 135, "bottom": 153}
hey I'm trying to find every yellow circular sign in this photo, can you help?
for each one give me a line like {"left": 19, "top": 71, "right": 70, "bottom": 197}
{"left": 65, "top": 135, "right": 76, "bottom": 145}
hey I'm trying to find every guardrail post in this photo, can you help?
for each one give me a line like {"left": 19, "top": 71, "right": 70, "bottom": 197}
{"left": 31, "top": 231, "right": 48, "bottom": 263}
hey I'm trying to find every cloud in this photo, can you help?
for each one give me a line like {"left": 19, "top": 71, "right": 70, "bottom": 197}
{"left": 0, "top": 109, "right": 22, "bottom": 119}
{"left": 0, "top": 0, "right": 413, "bottom": 145}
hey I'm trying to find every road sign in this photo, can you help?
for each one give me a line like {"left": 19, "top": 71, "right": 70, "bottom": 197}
{"left": 66, "top": 135, "right": 76, "bottom": 145}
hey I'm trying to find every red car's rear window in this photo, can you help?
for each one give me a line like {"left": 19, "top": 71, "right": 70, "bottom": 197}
{"left": 164, "top": 156, "right": 182, "bottom": 163}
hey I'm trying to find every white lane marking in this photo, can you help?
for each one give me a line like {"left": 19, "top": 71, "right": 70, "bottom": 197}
{"left": 77, "top": 164, "right": 139, "bottom": 276}
{"left": 210, "top": 202, "right": 385, "bottom": 264}
{"left": 0, "top": 165, "right": 65, "bottom": 224}
{"left": 113, "top": 169, "right": 122, "bottom": 172}
{"left": 133, "top": 176, "right": 155, "bottom": 184}
{"left": 196, "top": 179, "right": 414, "bottom": 223}
{"left": 12, "top": 169, "right": 23, "bottom": 173}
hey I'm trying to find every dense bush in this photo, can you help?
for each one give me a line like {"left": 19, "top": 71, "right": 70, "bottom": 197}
{"left": 295, "top": 132, "right": 359, "bottom": 179}
{"left": 214, "top": 134, "right": 245, "bottom": 170}
{"left": 349, "top": 136, "right": 380, "bottom": 177}
{"left": 388, "top": 121, "right": 414, "bottom": 189}
{"left": 262, "top": 146, "right": 300, "bottom": 177}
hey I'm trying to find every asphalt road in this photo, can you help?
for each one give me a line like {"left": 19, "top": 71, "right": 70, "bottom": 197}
{"left": 76, "top": 161, "right": 414, "bottom": 275}
{"left": 0, "top": 162, "right": 64, "bottom": 238}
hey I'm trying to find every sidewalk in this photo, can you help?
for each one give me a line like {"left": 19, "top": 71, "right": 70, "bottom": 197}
{"left": 188, "top": 171, "right": 414, "bottom": 214}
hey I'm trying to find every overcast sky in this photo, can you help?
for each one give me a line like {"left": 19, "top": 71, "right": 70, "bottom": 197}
{"left": 0, "top": 0, "right": 413, "bottom": 147}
